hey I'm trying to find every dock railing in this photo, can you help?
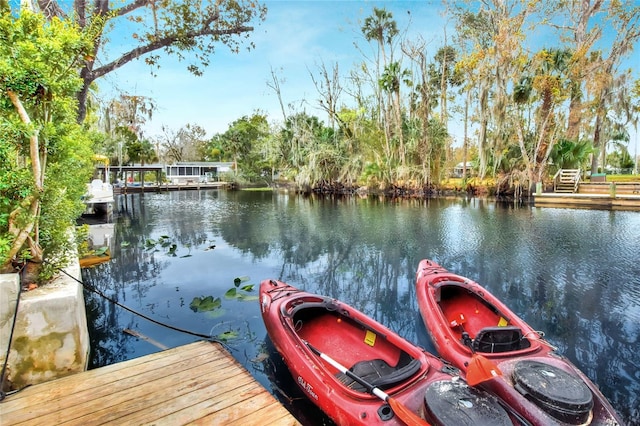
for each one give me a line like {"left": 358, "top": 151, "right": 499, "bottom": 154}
{"left": 554, "top": 169, "right": 581, "bottom": 193}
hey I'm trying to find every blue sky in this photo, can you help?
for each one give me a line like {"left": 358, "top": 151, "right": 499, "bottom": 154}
{"left": 101, "top": 0, "right": 639, "bottom": 151}
{"left": 103, "top": 1, "right": 448, "bottom": 137}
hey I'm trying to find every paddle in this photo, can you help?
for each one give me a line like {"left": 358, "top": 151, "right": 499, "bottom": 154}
{"left": 304, "top": 341, "right": 430, "bottom": 426}
{"left": 448, "top": 313, "right": 502, "bottom": 386}
{"left": 461, "top": 331, "right": 503, "bottom": 386}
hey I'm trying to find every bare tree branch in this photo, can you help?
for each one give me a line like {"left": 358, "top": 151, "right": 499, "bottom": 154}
{"left": 89, "top": 26, "right": 253, "bottom": 81}
{"left": 111, "top": 0, "right": 151, "bottom": 18}
{"left": 66, "top": 0, "right": 265, "bottom": 122}
{"left": 37, "top": 0, "right": 66, "bottom": 18}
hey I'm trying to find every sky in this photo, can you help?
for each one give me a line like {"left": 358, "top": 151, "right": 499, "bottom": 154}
{"left": 103, "top": 1, "right": 448, "bottom": 138}
{"left": 100, "top": 0, "right": 640, "bottom": 152}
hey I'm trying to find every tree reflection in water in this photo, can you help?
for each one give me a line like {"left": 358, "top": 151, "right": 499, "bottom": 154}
{"left": 81, "top": 190, "right": 640, "bottom": 425}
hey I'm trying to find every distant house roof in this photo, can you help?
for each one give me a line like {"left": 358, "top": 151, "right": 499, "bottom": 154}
{"left": 172, "top": 161, "right": 235, "bottom": 168}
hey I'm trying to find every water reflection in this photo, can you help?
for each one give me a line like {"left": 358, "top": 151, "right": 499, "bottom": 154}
{"left": 81, "top": 190, "right": 640, "bottom": 425}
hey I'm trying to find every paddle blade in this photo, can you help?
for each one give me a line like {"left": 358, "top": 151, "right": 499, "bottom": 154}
{"left": 466, "top": 353, "right": 502, "bottom": 386}
{"left": 388, "top": 397, "right": 431, "bottom": 426}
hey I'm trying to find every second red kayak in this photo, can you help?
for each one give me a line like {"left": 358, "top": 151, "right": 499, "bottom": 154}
{"left": 415, "top": 259, "right": 622, "bottom": 426}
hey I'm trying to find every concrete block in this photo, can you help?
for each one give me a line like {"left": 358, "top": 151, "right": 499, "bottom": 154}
{"left": 1, "top": 274, "right": 20, "bottom": 367}
{"left": 0, "top": 261, "right": 89, "bottom": 391}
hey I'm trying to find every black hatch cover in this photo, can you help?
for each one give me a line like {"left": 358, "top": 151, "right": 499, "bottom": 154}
{"left": 424, "top": 380, "right": 512, "bottom": 426}
{"left": 513, "top": 360, "right": 593, "bottom": 423}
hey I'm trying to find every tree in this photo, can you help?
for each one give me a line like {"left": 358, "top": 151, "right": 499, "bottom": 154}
{"left": 361, "top": 7, "right": 399, "bottom": 177}
{"left": 547, "top": 0, "right": 604, "bottom": 141}
{"left": 379, "top": 61, "right": 410, "bottom": 168}
{"left": 606, "top": 145, "right": 634, "bottom": 172}
{"left": 549, "top": 139, "right": 595, "bottom": 172}
{"left": 97, "top": 94, "right": 155, "bottom": 166}
{"left": 309, "top": 61, "right": 343, "bottom": 130}
{"left": 454, "top": 0, "right": 541, "bottom": 182}
{"left": 219, "top": 114, "right": 268, "bottom": 180}
{"left": 102, "top": 94, "right": 155, "bottom": 140}
{"left": 632, "top": 78, "right": 640, "bottom": 174}
{"left": 585, "top": 0, "right": 640, "bottom": 173}
{"left": 127, "top": 139, "right": 157, "bottom": 166}
{"left": 206, "top": 134, "right": 227, "bottom": 162}
{"left": 267, "top": 66, "right": 288, "bottom": 123}
{"left": 513, "top": 48, "right": 572, "bottom": 184}
{"left": 435, "top": 44, "right": 460, "bottom": 131}
{"left": 362, "top": 7, "right": 398, "bottom": 67}
{"left": 401, "top": 37, "right": 441, "bottom": 184}
{"left": 0, "top": 7, "right": 94, "bottom": 279}
{"left": 32, "top": 0, "right": 267, "bottom": 123}
{"left": 157, "top": 123, "right": 208, "bottom": 163}
{"left": 453, "top": 7, "right": 497, "bottom": 179}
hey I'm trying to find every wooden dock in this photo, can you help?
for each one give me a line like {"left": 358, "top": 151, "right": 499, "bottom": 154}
{"left": 0, "top": 341, "right": 300, "bottom": 425}
{"left": 534, "top": 182, "right": 640, "bottom": 210}
{"left": 114, "top": 181, "right": 230, "bottom": 194}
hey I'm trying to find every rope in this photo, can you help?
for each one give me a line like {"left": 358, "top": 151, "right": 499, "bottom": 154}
{"left": 0, "top": 264, "right": 230, "bottom": 402}
{"left": 57, "top": 268, "right": 223, "bottom": 343}
{"left": 0, "top": 267, "right": 23, "bottom": 402}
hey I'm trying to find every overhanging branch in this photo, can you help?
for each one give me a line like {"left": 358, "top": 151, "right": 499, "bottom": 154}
{"left": 88, "top": 26, "right": 253, "bottom": 81}
{"left": 111, "top": 0, "right": 151, "bottom": 18}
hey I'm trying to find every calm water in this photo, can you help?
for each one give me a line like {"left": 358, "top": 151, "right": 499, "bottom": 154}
{"left": 81, "top": 190, "right": 640, "bottom": 425}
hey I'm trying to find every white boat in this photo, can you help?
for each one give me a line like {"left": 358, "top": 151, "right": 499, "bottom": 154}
{"left": 82, "top": 179, "right": 114, "bottom": 217}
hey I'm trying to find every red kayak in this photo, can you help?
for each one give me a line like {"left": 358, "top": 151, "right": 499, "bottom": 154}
{"left": 415, "top": 259, "right": 623, "bottom": 426}
{"left": 260, "top": 279, "right": 521, "bottom": 426}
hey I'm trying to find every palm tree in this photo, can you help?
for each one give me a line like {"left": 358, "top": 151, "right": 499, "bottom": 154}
{"left": 361, "top": 7, "right": 397, "bottom": 67}
{"left": 513, "top": 48, "right": 572, "bottom": 185}
{"left": 380, "top": 61, "right": 410, "bottom": 168}
{"left": 549, "top": 139, "right": 595, "bottom": 172}
{"left": 362, "top": 7, "right": 399, "bottom": 156}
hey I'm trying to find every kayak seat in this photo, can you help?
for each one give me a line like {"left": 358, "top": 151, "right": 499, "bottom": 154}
{"left": 336, "top": 351, "right": 421, "bottom": 392}
{"left": 472, "top": 326, "right": 531, "bottom": 353}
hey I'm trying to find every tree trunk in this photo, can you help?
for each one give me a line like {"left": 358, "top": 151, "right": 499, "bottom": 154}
{"left": 566, "top": 83, "right": 582, "bottom": 140}
{"left": 76, "top": 76, "right": 92, "bottom": 123}
{"left": 591, "top": 102, "right": 605, "bottom": 174}
{"left": 462, "top": 89, "right": 470, "bottom": 180}
{"left": 2, "top": 197, "right": 42, "bottom": 272}
{"left": 4, "top": 89, "right": 46, "bottom": 270}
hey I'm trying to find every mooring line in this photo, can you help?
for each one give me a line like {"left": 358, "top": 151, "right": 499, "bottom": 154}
{"left": 57, "top": 267, "right": 228, "bottom": 348}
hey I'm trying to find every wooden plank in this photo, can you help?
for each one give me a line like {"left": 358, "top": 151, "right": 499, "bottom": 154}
{"left": 0, "top": 341, "right": 299, "bottom": 426}
{"left": 2, "top": 345, "right": 222, "bottom": 421}
{"left": 196, "top": 389, "right": 299, "bottom": 425}
{"left": 4, "top": 339, "right": 216, "bottom": 408}
{"left": 225, "top": 403, "right": 301, "bottom": 426}
{"left": 104, "top": 374, "right": 257, "bottom": 424}
{"left": 61, "top": 365, "right": 256, "bottom": 425}
{"left": 37, "top": 356, "right": 247, "bottom": 424}
{"left": 139, "top": 379, "right": 267, "bottom": 424}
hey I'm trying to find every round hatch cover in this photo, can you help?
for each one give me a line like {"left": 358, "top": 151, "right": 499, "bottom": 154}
{"left": 513, "top": 360, "right": 593, "bottom": 423}
{"left": 424, "top": 380, "right": 512, "bottom": 426}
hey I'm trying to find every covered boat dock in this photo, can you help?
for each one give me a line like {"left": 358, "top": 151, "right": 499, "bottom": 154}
{"left": 94, "top": 162, "right": 234, "bottom": 194}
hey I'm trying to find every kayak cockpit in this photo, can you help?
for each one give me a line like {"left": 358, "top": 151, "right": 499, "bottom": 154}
{"left": 336, "top": 354, "right": 421, "bottom": 392}
{"left": 284, "top": 296, "right": 425, "bottom": 394}
{"left": 434, "top": 280, "right": 539, "bottom": 355}
{"left": 472, "top": 326, "right": 531, "bottom": 353}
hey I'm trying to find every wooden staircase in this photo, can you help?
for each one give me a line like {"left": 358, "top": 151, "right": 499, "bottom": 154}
{"left": 554, "top": 169, "right": 581, "bottom": 193}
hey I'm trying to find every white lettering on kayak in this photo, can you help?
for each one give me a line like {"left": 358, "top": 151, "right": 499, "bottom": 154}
{"left": 261, "top": 294, "right": 270, "bottom": 313}
{"left": 297, "top": 376, "right": 318, "bottom": 400}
